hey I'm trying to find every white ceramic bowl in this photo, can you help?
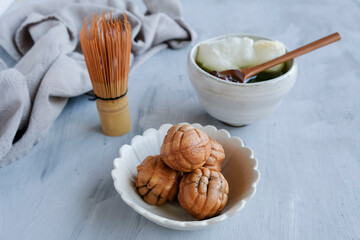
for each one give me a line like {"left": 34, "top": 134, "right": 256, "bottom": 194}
{"left": 111, "top": 123, "right": 260, "bottom": 230}
{"left": 187, "top": 34, "right": 298, "bottom": 126}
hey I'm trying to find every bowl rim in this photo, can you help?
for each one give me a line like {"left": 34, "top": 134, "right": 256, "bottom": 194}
{"left": 188, "top": 33, "right": 297, "bottom": 87}
{"left": 111, "top": 123, "right": 260, "bottom": 230}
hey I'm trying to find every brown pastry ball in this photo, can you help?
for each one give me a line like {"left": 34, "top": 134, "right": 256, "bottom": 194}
{"left": 136, "top": 155, "right": 179, "bottom": 206}
{"left": 178, "top": 167, "right": 229, "bottom": 220}
{"left": 160, "top": 124, "right": 211, "bottom": 172}
{"left": 203, "top": 138, "right": 225, "bottom": 172}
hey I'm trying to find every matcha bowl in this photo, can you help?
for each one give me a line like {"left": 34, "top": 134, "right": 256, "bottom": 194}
{"left": 187, "top": 34, "right": 297, "bottom": 126}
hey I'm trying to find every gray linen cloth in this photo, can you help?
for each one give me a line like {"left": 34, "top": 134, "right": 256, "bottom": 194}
{"left": 0, "top": 0, "right": 196, "bottom": 167}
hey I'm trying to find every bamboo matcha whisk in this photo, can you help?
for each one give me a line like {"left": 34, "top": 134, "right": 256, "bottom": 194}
{"left": 80, "top": 12, "right": 132, "bottom": 136}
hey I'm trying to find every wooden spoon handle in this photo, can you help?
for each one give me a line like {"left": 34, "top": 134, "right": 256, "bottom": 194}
{"left": 242, "top": 32, "right": 341, "bottom": 80}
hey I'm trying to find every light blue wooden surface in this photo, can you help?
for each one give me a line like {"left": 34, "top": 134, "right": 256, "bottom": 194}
{"left": 1, "top": 0, "right": 360, "bottom": 239}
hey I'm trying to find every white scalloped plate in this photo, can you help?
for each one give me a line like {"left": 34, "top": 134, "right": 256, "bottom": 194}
{"left": 111, "top": 123, "right": 260, "bottom": 230}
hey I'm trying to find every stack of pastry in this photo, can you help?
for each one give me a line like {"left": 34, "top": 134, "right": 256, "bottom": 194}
{"left": 135, "top": 124, "right": 229, "bottom": 220}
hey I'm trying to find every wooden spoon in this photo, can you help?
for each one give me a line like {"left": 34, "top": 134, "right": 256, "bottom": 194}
{"left": 217, "top": 32, "right": 341, "bottom": 83}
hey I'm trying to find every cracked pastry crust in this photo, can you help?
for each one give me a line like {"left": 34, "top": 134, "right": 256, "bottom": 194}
{"left": 136, "top": 155, "right": 179, "bottom": 206}
{"left": 203, "top": 138, "right": 225, "bottom": 172}
{"left": 178, "top": 167, "right": 229, "bottom": 220}
{"left": 160, "top": 124, "right": 211, "bottom": 172}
